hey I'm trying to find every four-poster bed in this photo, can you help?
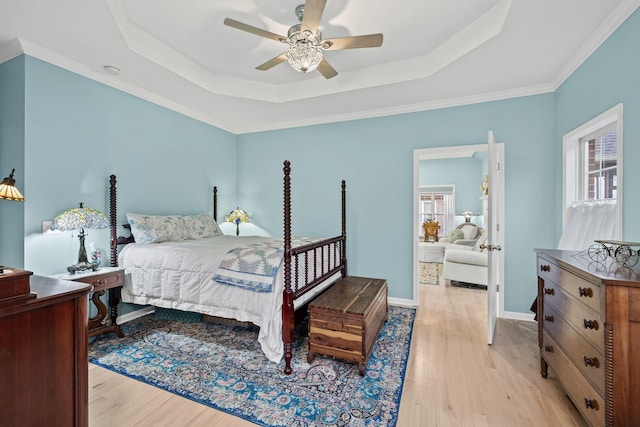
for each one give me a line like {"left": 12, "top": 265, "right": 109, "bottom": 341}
{"left": 108, "top": 160, "right": 347, "bottom": 374}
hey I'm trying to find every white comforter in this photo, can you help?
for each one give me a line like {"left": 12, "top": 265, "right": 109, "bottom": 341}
{"left": 119, "top": 235, "right": 339, "bottom": 363}
{"left": 120, "top": 236, "right": 286, "bottom": 362}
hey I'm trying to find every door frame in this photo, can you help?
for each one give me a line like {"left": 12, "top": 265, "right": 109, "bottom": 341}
{"left": 412, "top": 144, "right": 505, "bottom": 319}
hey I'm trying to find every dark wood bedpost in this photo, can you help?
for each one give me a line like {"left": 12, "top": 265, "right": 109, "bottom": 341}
{"left": 282, "top": 160, "right": 294, "bottom": 375}
{"left": 109, "top": 175, "right": 118, "bottom": 267}
{"left": 341, "top": 180, "right": 347, "bottom": 277}
{"left": 213, "top": 186, "right": 218, "bottom": 222}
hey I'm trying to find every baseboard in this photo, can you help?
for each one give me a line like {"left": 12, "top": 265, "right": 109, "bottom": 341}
{"left": 117, "top": 306, "right": 155, "bottom": 324}
{"left": 501, "top": 310, "right": 535, "bottom": 322}
{"left": 388, "top": 297, "right": 418, "bottom": 308}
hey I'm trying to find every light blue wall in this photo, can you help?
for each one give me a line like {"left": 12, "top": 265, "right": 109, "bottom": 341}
{"left": 555, "top": 8, "right": 640, "bottom": 242}
{"left": 17, "top": 57, "right": 238, "bottom": 280}
{"left": 238, "top": 94, "right": 557, "bottom": 309}
{"left": 2, "top": 6, "right": 637, "bottom": 316}
{"left": 419, "top": 156, "right": 484, "bottom": 215}
{"left": 0, "top": 56, "right": 26, "bottom": 267}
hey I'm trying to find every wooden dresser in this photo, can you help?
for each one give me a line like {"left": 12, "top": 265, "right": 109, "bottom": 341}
{"left": 535, "top": 249, "right": 640, "bottom": 427}
{"left": 0, "top": 274, "right": 91, "bottom": 427}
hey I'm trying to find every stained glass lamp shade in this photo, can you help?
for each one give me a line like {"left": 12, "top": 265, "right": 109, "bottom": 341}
{"left": 51, "top": 202, "right": 108, "bottom": 274}
{"left": 225, "top": 207, "right": 251, "bottom": 236}
{"left": 0, "top": 169, "right": 24, "bottom": 202}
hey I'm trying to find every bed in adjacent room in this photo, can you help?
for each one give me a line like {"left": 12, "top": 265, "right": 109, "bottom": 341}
{"left": 108, "top": 160, "right": 348, "bottom": 374}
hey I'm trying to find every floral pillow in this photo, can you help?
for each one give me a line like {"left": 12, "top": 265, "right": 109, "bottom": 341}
{"left": 182, "top": 213, "right": 222, "bottom": 239}
{"left": 126, "top": 213, "right": 187, "bottom": 244}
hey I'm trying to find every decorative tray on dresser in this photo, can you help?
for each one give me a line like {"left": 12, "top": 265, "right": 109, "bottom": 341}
{"left": 535, "top": 249, "right": 640, "bottom": 427}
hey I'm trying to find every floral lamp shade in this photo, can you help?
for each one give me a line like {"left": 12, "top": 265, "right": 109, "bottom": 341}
{"left": 51, "top": 202, "right": 108, "bottom": 274}
{"left": 0, "top": 169, "right": 24, "bottom": 202}
{"left": 225, "top": 207, "right": 251, "bottom": 236}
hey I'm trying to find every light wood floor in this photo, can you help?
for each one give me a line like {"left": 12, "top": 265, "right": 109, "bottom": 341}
{"left": 89, "top": 268, "right": 588, "bottom": 426}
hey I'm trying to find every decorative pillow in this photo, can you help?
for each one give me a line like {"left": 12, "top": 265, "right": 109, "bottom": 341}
{"left": 448, "top": 229, "right": 464, "bottom": 243}
{"left": 460, "top": 224, "right": 478, "bottom": 240}
{"left": 126, "top": 213, "right": 187, "bottom": 244}
{"left": 182, "top": 213, "right": 222, "bottom": 239}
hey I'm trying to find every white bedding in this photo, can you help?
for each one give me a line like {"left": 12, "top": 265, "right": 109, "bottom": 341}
{"left": 119, "top": 235, "right": 339, "bottom": 363}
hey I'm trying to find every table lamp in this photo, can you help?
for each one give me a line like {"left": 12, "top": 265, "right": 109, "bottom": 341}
{"left": 51, "top": 202, "right": 108, "bottom": 274}
{"left": 0, "top": 168, "right": 25, "bottom": 275}
{"left": 460, "top": 211, "right": 478, "bottom": 223}
{"left": 225, "top": 207, "right": 251, "bottom": 236}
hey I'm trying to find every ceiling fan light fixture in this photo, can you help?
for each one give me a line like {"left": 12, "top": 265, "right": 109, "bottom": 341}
{"left": 286, "top": 43, "right": 323, "bottom": 73}
{"left": 285, "top": 26, "right": 323, "bottom": 73}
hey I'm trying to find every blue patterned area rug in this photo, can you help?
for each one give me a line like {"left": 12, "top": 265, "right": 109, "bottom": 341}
{"left": 89, "top": 306, "right": 415, "bottom": 426}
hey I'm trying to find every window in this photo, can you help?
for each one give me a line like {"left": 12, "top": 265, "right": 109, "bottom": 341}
{"left": 562, "top": 103, "right": 623, "bottom": 243}
{"left": 580, "top": 123, "right": 617, "bottom": 201}
{"left": 419, "top": 191, "right": 454, "bottom": 236}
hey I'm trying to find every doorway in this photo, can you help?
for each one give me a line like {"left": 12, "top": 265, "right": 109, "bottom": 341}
{"left": 412, "top": 143, "right": 505, "bottom": 320}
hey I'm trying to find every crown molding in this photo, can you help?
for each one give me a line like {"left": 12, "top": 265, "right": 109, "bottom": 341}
{"left": 550, "top": 0, "right": 640, "bottom": 90}
{"left": 0, "top": 39, "right": 25, "bottom": 64}
{"left": 235, "top": 83, "right": 555, "bottom": 134}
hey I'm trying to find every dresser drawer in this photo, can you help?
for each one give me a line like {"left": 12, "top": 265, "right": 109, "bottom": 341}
{"left": 542, "top": 331, "right": 605, "bottom": 427}
{"left": 538, "top": 257, "right": 602, "bottom": 314}
{"left": 542, "top": 303, "right": 604, "bottom": 395}
{"left": 542, "top": 281, "right": 604, "bottom": 353}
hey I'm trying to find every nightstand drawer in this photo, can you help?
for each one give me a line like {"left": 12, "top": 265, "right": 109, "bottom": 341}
{"left": 73, "top": 269, "right": 124, "bottom": 291}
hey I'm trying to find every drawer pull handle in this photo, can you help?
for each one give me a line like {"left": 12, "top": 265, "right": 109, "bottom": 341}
{"left": 543, "top": 288, "right": 555, "bottom": 296}
{"left": 583, "top": 356, "right": 600, "bottom": 368}
{"left": 540, "top": 265, "right": 551, "bottom": 272}
{"left": 583, "top": 319, "right": 599, "bottom": 330}
{"left": 544, "top": 315, "right": 554, "bottom": 322}
{"left": 544, "top": 345, "right": 553, "bottom": 353}
{"left": 579, "top": 287, "right": 593, "bottom": 298}
{"left": 93, "top": 279, "right": 107, "bottom": 286}
{"left": 584, "top": 398, "right": 598, "bottom": 410}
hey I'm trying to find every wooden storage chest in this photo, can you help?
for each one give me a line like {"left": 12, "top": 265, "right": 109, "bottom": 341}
{"left": 307, "top": 276, "right": 388, "bottom": 375}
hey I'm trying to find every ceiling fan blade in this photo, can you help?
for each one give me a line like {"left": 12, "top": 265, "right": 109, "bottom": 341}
{"left": 301, "top": 0, "right": 327, "bottom": 34}
{"left": 316, "top": 59, "right": 338, "bottom": 79}
{"left": 322, "top": 33, "right": 384, "bottom": 50}
{"left": 256, "top": 53, "right": 288, "bottom": 71}
{"left": 224, "top": 18, "right": 285, "bottom": 43}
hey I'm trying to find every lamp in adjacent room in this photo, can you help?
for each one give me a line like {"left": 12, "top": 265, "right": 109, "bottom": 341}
{"left": 0, "top": 169, "right": 25, "bottom": 202}
{"left": 225, "top": 207, "right": 251, "bottom": 236}
{"left": 51, "top": 202, "right": 108, "bottom": 274}
{"left": 460, "top": 211, "right": 478, "bottom": 223}
{"left": 0, "top": 168, "right": 25, "bottom": 275}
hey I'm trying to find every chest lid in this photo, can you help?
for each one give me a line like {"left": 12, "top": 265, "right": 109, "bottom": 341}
{"left": 310, "top": 276, "right": 387, "bottom": 315}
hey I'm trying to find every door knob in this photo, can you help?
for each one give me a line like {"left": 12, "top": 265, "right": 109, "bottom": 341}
{"left": 479, "top": 244, "right": 502, "bottom": 251}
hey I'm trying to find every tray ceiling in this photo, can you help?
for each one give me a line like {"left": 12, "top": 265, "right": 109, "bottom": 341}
{"left": 1, "top": 0, "right": 639, "bottom": 133}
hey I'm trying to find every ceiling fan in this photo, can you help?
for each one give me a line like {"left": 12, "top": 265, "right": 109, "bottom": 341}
{"left": 224, "top": 0, "right": 383, "bottom": 79}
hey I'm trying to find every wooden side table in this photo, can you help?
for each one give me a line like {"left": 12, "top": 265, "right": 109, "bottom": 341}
{"left": 423, "top": 221, "right": 440, "bottom": 242}
{"left": 53, "top": 267, "right": 125, "bottom": 338}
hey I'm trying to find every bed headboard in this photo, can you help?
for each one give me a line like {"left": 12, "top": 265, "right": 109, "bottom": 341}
{"left": 108, "top": 174, "right": 219, "bottom": 267}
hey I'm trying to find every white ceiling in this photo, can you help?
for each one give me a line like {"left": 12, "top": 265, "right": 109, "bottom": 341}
{"left": 1, "top": 0, "right": 639, "bottom": 134}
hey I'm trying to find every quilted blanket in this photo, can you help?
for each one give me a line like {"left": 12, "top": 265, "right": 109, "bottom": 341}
{"left": 214, "top": 237, "right": 320, "bottom": 292}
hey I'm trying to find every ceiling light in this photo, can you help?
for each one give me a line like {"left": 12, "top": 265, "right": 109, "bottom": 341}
{"left": 285, "top": 26, "right": 323, "bottom": 73}
{"left": 103, "top": 65, "right": 121, "bottom": 76}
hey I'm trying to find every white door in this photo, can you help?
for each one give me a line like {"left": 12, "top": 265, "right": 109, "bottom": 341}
{"left": 486, "top": 130, "right": 504, "bottom": 344}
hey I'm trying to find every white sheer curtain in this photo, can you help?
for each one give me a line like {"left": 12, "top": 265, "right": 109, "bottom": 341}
{"left": 443, "top": 193, "right": 455, "bottom": 236}
{"left": 557, "top": 199, "right": 617, "bottom": 250}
